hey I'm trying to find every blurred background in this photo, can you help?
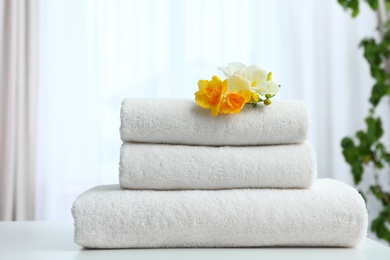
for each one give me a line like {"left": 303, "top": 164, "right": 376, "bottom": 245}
{"left": 1, "top": 0, "right": 389, "bottom": 244}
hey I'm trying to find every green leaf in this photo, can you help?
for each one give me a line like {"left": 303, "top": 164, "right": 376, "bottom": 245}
{"left": 364, "top": 0, "right": 379, "bottom": 10}
{"left": 341, "top": 137, "right": 354, "bottom": 149}
{"left": 356, "top": 130, "right": 366, "bottom": 143}
{"left": 370, "top": 186, "right": 390, "bottom": 207}
{"left": 370, "top": 83, "right": 390, "bottom": 106}
{"left": 352, "top": 162, "right": 364, "bottom": 184}
{"left": 371, "top": 209, "right": 390, "bottom": 243}
{"left": 366, "top": 116, "right": 383, "bottom": 142}
{"left": 373, "top": 159, "right": 384, "bottom": 169}
{"left": 338, "top": 0, "right": 360, "bottom": 17}
{"left": 370, "top": 185, "right": 383, "bottom": 200}
{"left": 376, "top": 143, "right": 390, "bottom": 164}
{"left": 341, "top": 138, "right": 359, "bottom": 165}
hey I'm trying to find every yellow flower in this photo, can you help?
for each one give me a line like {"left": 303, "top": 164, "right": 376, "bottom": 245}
{"left": 195, "top": 75, "right": 228, "bottom": 116}
{"left": 219, "top": 92, "right": 246, "bottom": 115}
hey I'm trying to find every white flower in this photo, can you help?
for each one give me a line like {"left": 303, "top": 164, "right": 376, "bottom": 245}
{"left": 244, "top": 65, "right": 267, "bottom": 86}
{"left": 243, "top": 65, "right": 279, "bottom": 97}
{"left": 254, "top": 80, "right": 279, "bottom": 96}
{"left": 218, "top": 62, "right": 246, "bottom": 77}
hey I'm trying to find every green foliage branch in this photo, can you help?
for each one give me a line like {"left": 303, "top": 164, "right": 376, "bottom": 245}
{"left": 338, "top": 0, "right": 390, "bottom": 244}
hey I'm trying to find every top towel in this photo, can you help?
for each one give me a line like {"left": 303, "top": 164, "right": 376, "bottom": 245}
{"left": 120, "top": 98, "right": 309, "bottom": 146}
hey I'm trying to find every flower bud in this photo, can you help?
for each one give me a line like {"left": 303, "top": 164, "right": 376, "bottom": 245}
{"left": 264, "top": 99, "right": 272, "bottom": 106}
{"left": 266, "top": 72, "right": 272, "bottom": 81}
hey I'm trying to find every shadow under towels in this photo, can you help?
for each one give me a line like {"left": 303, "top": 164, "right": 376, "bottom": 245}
{"left": 119, "top": 142, "right": 317, "bottom": 189}
{"left": 72, "top": 179, "right": 367, "bottom": 248}
{"left": 120, "top": 98, "right": 308, "bottom": 146}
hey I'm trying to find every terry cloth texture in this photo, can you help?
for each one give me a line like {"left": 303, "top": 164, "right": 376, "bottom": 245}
{"left": 72, "top": 179, "right": 367, "bottom": 248}
{"left": 119, "top": 142, "right": 317, "bottom": 190}
{"left": 120, "top": 98, "right": 309, "bottom": 146}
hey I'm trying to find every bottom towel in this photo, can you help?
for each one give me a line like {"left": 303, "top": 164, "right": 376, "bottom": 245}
{"left": 72, "top": 179, "right": 367, "bottom": 248}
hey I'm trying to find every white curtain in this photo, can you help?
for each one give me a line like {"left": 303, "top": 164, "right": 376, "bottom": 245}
{"left": 38, "top": 0, "right": 382, "bottom": 223}
{"left": 0, "top": 0, "right": 39, "bottom": 220}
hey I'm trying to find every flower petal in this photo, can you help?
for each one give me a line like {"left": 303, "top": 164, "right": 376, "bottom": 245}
{"left": 244, "top": 66, "right": 267, "bottom": 87}
{"left": 219, "top": 92, "right": 246, "bottom": 114}
{"left": 266, "top": 81, "right": 280, "bottom": 95}
{"left": 254, "top": 81, "right": 280, "bottom": 96}
{"left": 218, "top": 62, "right": 246, "bottom": 77}
{"left": 227, "top": 74, "right": 251, "bottom": 93}
{"left": 197, "top": 79, "right": 209, "bottom": 90}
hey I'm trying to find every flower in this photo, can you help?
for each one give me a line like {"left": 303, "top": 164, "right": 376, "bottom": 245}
{"left": 252, "top": 71, "right": 280, "bottom": 96}
{"left": 195, "top": 75, "right": 228, "bottom": 116}
{"left": 195, "top": 62, "right": 280, "bottom": 116}
{"left": 218, "top": 62, "right": 246, "bottom": 77}
{"left": 219, "top": 92, "right": 246, "bottom": 114}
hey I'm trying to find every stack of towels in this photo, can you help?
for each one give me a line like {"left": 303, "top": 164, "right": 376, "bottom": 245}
{"left": 72, "top": 99, "right": 368, "bottom": 248}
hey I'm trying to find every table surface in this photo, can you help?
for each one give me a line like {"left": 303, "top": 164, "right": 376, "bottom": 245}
{"left": 0, "top": 222, "right": 389, "bottom": 260}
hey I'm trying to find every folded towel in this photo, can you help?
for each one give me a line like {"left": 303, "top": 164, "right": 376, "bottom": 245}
{"left": 119, "top": 142, "right": 317, "bottom": 190}
{"left": 72, "top": 179, "right": 367, "bottom": 248}
{"left": 120, "top": 98, "right": 309, "bottom": 146}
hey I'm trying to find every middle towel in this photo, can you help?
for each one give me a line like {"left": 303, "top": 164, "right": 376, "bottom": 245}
{"left": 119, "top": 142, "right": 316, "bottom": 190}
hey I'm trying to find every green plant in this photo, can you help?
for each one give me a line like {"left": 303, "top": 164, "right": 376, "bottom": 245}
{"left": 338, "top": 0, "right": 390, "bottom": 245}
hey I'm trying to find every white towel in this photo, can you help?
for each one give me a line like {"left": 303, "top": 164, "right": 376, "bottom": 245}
{"left": 120, "top": 98, "right": 309, "bottom": 146}
{"left": 72, "top": 179, "right": 367, "bottom": 248}
{"left": 119, "top": 142, "right": 317, "bottom": 189}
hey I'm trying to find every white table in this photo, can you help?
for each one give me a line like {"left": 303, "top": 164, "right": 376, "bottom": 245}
{"left": 0, "top": 222, "right": 389, "bottom": 260}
